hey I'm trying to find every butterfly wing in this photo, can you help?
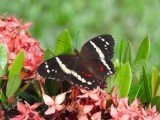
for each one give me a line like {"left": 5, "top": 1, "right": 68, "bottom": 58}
{"left": 80, "top": 35, "right": 115, "bottom": 80}
{"left": 37, "top": 54, "right": 100, "bottom": 90}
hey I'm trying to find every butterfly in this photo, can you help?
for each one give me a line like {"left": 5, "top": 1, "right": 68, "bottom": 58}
{"left": 37, "top": 35, "right": 115, "bottom": 90}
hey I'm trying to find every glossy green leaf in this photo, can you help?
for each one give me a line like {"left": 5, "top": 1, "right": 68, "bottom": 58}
{"left": 152, "top": 67, "right": 160, "bottom": 98}
{"left": 0, "top": 44, "right": 8, "bottom": 75}
{"left": 151, "top": 96, "right": 160, "bottom": 112}
{"left": 141, "top": 63, "right": 151, "bottom": 102}
{"left": 135, "top": 36, "right": 150, "bottom": 62}
{"left": 43, "top": 49, "right": 55, "bottom": 61}
{"left": 6, "top": 74, "right": 22, "bottom": 98}
{"left": 128, "top": 84, "right": 141, "bottom": 103}
{"left": 115, "top": 62, "right": 132, "bottom": 97}
{"left": 55, "top": 29, "right": 72, "bottom": 55}
{"left": 8, "top": 51, "right": 24, "bottom": 79}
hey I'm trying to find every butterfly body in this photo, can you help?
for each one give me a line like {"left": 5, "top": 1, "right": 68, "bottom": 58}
{"left": 37, "top": 35, "right": 115, "bottom": 90}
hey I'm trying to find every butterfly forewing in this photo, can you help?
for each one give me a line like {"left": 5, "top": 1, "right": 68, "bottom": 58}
{"left": 80, "top": 35, "right": 114, "bottom": 60}
{"left": 80, "top": 35, "right": 115, "bottom": 80}
{"left": 37, "top": 54, "right": 100, "bottom": 90}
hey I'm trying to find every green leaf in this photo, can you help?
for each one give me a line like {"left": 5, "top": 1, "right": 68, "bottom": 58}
{"left": 128, "top": 84, "right": 141, "bottom": 103}
{"left": 141, "top": 63, "right": 151, "bottom": 102}
{"left": 119, "top": 39, "right": 125, "bottom": 65}
{"left": 43, "top": 49, "right": 55, "bottom": 61}
{"left": 152, "top": 67, "right": 160, "bottom": 98}
{"left": 20, "top": 91, "right": 39, "bottom": 103}
{"left": 122, "top": 41, "right": 132, "bottom": 65}
{"left": 0, "top": 44, "right": 8, "bottom": 75}
{"left": 135, "top": 36, "right": 150, "bottom": 62}
{"left": 155, "top": 83, "right": 160, "bottom": 96}
{"left": 34, "top": 80, "right": 41, "bottom": 97}
{"left": 151, "top": 96, "right": 160, "bottom": 112}
{"left": 0, "top": 92, "right": 7, "bottom": 105}
{"left": 0, "top": 66, "right": 4, "bottom": 77}
{"left": 6, "top": 74, "right": 22, "bottom": 98}
{"left": 55, "top": 29, "right": 72, "bottom": 55}
{"left": 16, "top": 80, "right": 32, "bottom": 96}
{"left": 106, "top": 76, "right": 117, "bottom": 93}
{"left": 115, "top": 62, "right": 132, "bottom": 97}
{"left": 8, "top": 51, "right": 24, "bottom": 79}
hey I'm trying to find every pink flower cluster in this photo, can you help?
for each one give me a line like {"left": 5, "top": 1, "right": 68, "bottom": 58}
{"left": 0, "top": 15, "right": 43, "bottom": 76}
{"left": 110, "top": 97, "right": 160, "bottom": 120}
{"left": 10, "top": 101, "right": 42, "bottom": 120}
{"left": 40, "top": 87, "right": 160, "bottom": 120}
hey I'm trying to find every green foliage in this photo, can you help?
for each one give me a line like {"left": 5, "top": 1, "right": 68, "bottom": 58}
{"left": 135, "top": 36, "right": 150, "bottom": 62}
{"left": 115, "top": 62, "right": 132, "bottom": 97}
{"left": 0, "top": 44, "right": 8, "bottom": 77}
{"left": 119, "top": 39, "right": 132, "bottom": 65}
{"left": 141, "top": 63, "right": 151, "bottom": 102}
{"left": 8, "top": 51, "right": 24, "bottom": 79}
{"left": 151, "top": 96, "right": 160, "bottom": 112}
{"left": 6, "top": 74, "right": 22, "bottom": 98}
{"left": 55, "top": 29, "right": 72, "bottom": 55}
{"left": 152, "top": 67, "right": 160, "bottom": 98}
{"left": 115, "top": 34, "right": 160, "bottom": 111}
{"left": 43, "top": 49, "right": 55, "bottom": 61}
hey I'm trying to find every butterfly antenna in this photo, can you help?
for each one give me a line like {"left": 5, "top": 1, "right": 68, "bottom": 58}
{"left": 75, "top": 30, "right": 79, "bottom": 49}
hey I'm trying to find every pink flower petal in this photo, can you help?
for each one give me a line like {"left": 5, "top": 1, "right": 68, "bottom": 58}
{"left": 55, "top": 104, "right": 65, "bottom": 111}
{"left": 78, "top": 93, "right": 88, "bottom": 98}
{"left": 110, "top": 105, "right": 118, "bottom": 118}
{"left": 17, "top": 102, "right": 27, "bottom": 114}
{"left": 91, "top": 111, "right": 101, "bottom": 120}
{"left": 89, "top": 92, "right": 100, "bottom": 101}
{"left": 30, "top": 102, "right": 41, "bottom": 109}
{"left": 79, "top": 115, "right": 88, "bottom": 120}
{"left": 83, "top": 105, "right": 94, "bottom": 114}
{"left": 55, "top": 92, "right": 66, "bottom": 105}
{"left": 45, "top": 106, "right": 56, "bottom": 115}
{"left": 42, "top": 93, "right": 54, "bottom": 106}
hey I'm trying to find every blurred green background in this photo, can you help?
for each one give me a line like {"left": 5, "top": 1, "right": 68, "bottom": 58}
{"left": 0, "top": 0, "right": 160, "bottom": 68}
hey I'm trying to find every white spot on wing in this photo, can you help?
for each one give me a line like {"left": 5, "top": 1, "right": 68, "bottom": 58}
{"left": 45, "top": 65, "right": 48, "bottom": 68}
{"left": 47, "top": 69, "right": 50, "bottom": 73}
{"left": 89, "top": 41, "right": 111, "bottom": 70}
{"left": 101, "top": 38, "right": 105, "bottom": 41}
{"left": 105, "top": 42, "right": 109, "bottom": 45}
{"left": 87, "top": 81, "right": 92, "bottom": 85}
